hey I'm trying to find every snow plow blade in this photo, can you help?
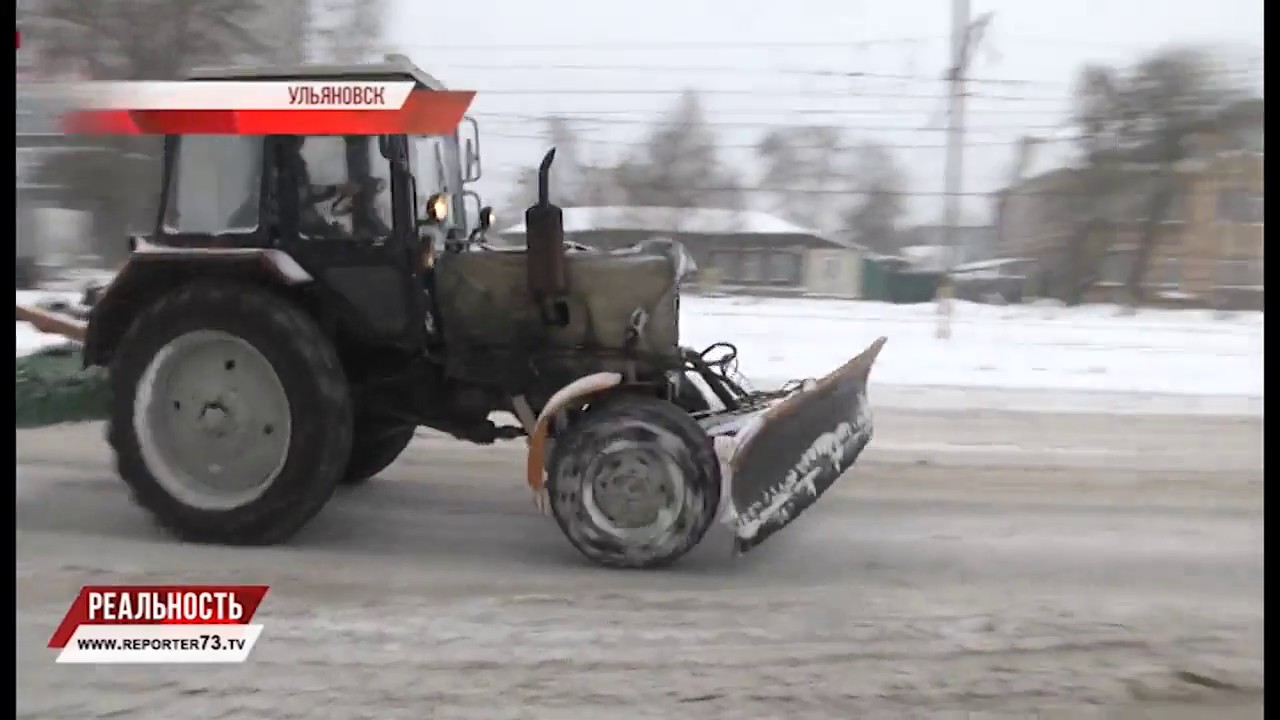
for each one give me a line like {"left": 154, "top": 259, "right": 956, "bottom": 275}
{"left": 727, "top": 337, "right": 887, "bottom": 553}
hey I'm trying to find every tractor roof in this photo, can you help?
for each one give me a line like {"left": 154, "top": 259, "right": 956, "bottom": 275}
{"left": 188, "top": 54, "right": 447, "bottom": 91}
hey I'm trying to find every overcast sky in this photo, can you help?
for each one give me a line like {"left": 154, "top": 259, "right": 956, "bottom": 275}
{"left": 387, "top": 0, "right": 1263, "bottom": 225}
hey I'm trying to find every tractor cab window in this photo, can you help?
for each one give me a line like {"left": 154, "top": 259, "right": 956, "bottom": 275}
{"left": 283, "top": 135, "right": 393, "bottom": 241}
{"left": 164, "top": 136, "right": 264, "bottom": 235}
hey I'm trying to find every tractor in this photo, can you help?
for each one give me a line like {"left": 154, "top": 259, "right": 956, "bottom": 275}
{"left": 77, "top": 57, "right": 887, "bottom": 568}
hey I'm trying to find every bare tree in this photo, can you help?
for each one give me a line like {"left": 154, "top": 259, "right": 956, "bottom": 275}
{"left": 840, "top": 142, "right": 908, "bottom": 254}
{"left": 499, "top": 116, "right": 597, "bottom": 222}
{"left": 502, "top": 93, "right": 747, "bottom": 233}
{"left": 754, "top": 125, "right": 860, "bottom": 233}
{"left": 23, "top": 0, "right": 303, "bottom": 262}
{"left": 1069, "top": 45, "right": 1257, "bottom": 303}
{"left": 1040, "top": 67, "right": 1130, "bottom": 304}
{"left": 608, "top": 90, "right": 744, "bottom": 213}
{"left": 27, "top": 0, "right": 272, "bottom": 80}
{"left": 311, "top": 0, "right": 387, "bottom": 63}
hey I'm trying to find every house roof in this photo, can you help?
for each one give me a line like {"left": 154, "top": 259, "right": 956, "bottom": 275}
{"left": 498, "top": 206, "right": 851, "bottom": 247}
{"left": 952, "top": 257, "right": 1029, "bottom": 274}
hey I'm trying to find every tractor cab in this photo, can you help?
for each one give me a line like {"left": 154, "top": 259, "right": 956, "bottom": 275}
{"left": 148, "top": 56, "right": 483, "bottom": 348}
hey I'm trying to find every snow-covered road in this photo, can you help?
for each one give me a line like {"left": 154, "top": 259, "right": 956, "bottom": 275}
{"left": 17, "top": 409, "right": 1264, "bottom": 718}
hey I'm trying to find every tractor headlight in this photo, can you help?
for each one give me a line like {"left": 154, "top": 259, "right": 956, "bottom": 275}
{"left": 426, "top": 193, "right": 449, "bottom": 223}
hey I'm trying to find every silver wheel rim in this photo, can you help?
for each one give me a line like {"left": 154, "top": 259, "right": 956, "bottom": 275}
{"left": 580, "top": 437, "right": 687, "bottom": 544}
{"left": 133, "top": 330, "right": 292, "bottom": 511}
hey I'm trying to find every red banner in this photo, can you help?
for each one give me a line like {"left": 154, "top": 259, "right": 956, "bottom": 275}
{"left": 63, "top": 90, "right": 475, "bottom": 135}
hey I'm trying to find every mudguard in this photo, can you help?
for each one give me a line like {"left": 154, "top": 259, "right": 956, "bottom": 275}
{"left": 714, "top": 337, "right": 887, "bottom": 553}
{"left": 81, "top": 243, "right": 313, "bottom": 369}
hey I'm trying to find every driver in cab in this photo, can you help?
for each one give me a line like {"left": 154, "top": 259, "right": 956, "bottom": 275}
{"left": 279, "top": 136, "right": 388, "bottom": 238}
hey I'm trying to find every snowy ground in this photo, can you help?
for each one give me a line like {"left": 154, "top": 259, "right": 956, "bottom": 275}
{"left": 17, "top": 412, "right": 1264, "bottom": 718}
{"left": 16, "top": 290, "right": 85, "bottom": 358}
{"left": 680, "top": 296, "right": 1264, "bottom": 415}
{"left": 18, "top": 290, "right": 1264, "bottom": 416}
{"left": 16, "top": 288, "right": 1263, "bottom": 716}
{"left": 16, "top": 322, "right": 76, "bottom": 357}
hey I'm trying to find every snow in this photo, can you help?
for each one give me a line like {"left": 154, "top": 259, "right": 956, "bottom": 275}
{"left": 678, "top": 296, "right": 1264, "bottom": 416}
{"left": 16, "top": 289, "right": 1264, "bottom": 416}
{"left": 952, "top": 257, "right": 1028, "bottom": 276}
{"left": 16, "top": 321, "right": 75, "bottom": 358}
{"left": 17, "top": 290, "right": 86, "bottom": 358}
{"left": 499, "top": 206, "right": 822, "bottom": 238}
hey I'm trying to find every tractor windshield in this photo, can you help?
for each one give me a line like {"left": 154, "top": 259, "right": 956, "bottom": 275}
{"left": 161, "top": 134, "right": 395, "bottom": 241}
{"left": 410, "top": 134, "right": 464, "bottom": 226}
{"left": 163, "top": 135, "right": 264, "bottom": 235}
{"left": 291, "top": 135, "right": 394, "bottom": 240}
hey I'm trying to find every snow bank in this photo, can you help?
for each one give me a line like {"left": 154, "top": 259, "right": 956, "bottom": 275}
{"left": 17, "top": 322, "right": 77, "bottom": 358}
{"left": 679, "top": 296, "right": 1263, "bottom": 406}
{"left": 16, "top": 290, "right": 86, "bottom": 358}
{"left": 16, "top": 289, "right": 1263, "bottom": 414}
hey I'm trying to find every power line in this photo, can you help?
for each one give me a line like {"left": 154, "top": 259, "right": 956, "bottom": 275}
{"left": 456, "top": 71, "right": 1259, "bottom": 103}
{"left": 478, "top": 182, "right": 1148, "bottom": 199}
{"left": 401, "top": 36, "right": 946, "bottom": 52}
{"left": 475, "top": 111, "right": 1078, "bottom": 134}
{"left": 484, "top": 130, "right": 1079, "bottom": 151}
{"left": 474, "top": 106, "right": 1079, "bottom": 118}
{"left": 466, "top": 87, "right": 1071, "bottom": 102}
{"left": 987, "top": 33, "right": 1264, "bottom": 53}
{"left": 442, "top": 61, "right": 1260, "bottom": 85}
{"left": 444, "top": 62, "right": 1058, "bottom": 87}
{"left": 399, "top": 34, "right": 1259, "bottom": 53}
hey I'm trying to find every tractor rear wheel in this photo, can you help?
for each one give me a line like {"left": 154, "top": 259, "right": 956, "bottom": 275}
{"left": 546, "top": 395, "right": 720, "bottom": 569}
{"left": 342, "top": 424, "right": 416, "bottom": 485}
{"left": 107, "top": 281, "right": 353, "bottom": 545}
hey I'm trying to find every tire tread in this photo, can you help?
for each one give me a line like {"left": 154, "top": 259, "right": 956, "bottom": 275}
{"left": 107, "top": 281, "right": 353, "bottom": 545}
{"left": 547, "top": 394, "right": 719, "bottom": 569}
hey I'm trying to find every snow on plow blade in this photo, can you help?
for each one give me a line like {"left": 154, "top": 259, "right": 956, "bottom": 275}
{"left": 727, "top": 337, "right": 887, "bottom": 553}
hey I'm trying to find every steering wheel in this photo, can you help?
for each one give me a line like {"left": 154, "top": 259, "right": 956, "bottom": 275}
{"left": 329, "top": 177, "right": 388, "bottom": 217}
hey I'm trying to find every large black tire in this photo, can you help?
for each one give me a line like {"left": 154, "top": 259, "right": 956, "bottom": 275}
{"left": 107, "top": 281, "right": 353, "bottom": 545}
{"left": 342, "top": 424, "right": 416, "bottom": 485}
{"left": 547, "top": 395, "right": 720, "bottom": 569}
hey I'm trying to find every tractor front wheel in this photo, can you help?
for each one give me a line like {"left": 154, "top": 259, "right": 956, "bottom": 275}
{"left": 546, "top": 395, "right": 720, "bottom": 569}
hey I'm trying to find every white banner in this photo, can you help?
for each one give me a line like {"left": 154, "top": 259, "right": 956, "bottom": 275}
{"left": 56, "top": 624, "right": 264, "bottom": 664}
{"left": 60, "top": 81, "right": 415, "bottom": 110}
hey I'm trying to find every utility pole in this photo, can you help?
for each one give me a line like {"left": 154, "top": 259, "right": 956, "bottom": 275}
{"left": 937, "top": 2, "right": 993, "bottom": 339}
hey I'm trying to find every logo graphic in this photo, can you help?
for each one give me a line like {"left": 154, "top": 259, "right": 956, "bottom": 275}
{"left": 56, "top": 81, "right": 474, "bottom": 135}
{"left": 47, "top": 585, "right": 269, "bottom": 664}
